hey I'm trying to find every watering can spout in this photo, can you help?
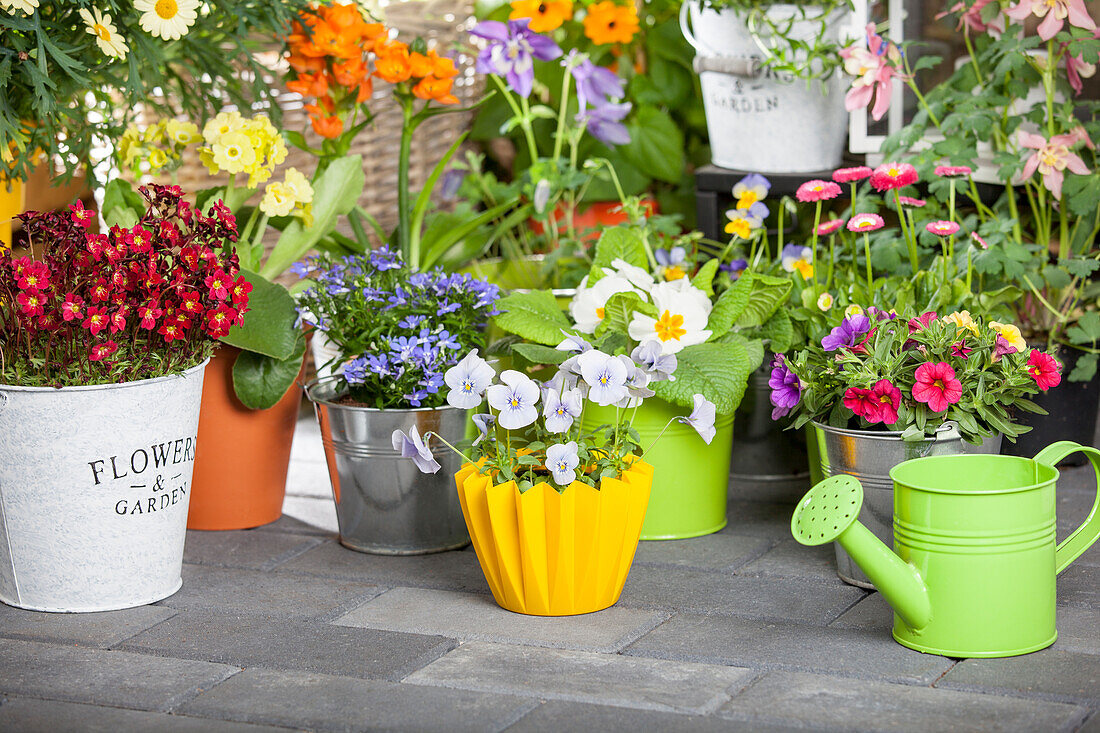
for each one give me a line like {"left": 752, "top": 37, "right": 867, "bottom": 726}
{"left": 791, "top": 475, "right": 932, "bottom": 632}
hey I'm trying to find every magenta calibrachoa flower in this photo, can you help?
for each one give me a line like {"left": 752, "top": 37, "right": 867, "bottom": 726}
{"left": 1005, "top": 0, "right": 1096, "bottom": 41}
{"left": 926, "top": 220, "right": 961, "bottom": 237}
{"left": 767, "top": 354, "right": 802, "bottom": 420}
{"left": 847, "top": 213, "right": 885, "bottom": 232}
{"left": 841, "top": 23, "right": 904, "bottom": 121}
{"left": 795, "top": 179, "right": 842, "bottom": 202}
{"left": 1018, "top": 128, "right": 1093, "bottom": 199}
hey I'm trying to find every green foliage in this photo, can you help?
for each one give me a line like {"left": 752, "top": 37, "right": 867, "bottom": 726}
{"left": 232, "top": 333, "right": 306, "bottom": 410}
{"left": 493, "top": 290, "right": 573, "bottom": 346}
{"left": 652, "top": 340, "right": 755, "bottom": 414}
{"left": 594, "top": 291, "right": 657, "bottom": 339}
{"left": 588, "top": 227, "right": 650, "bottom": 281}
{"left": 220, "top": 269, "right": 300, "bottom": 360}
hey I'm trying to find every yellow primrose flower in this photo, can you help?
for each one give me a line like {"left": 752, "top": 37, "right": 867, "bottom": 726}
{"left": 663, "top": 265, "right": 686, "bottom": 281}
{"left": 844, "top": 304, "right": 863, "bottom": 318}
{"left": 203, "top": 111, "right": 244, "bottom": 143}
{"left": 260, "top": 182, "right": 296, "bottom": 217}
{"left": 943, "top": 310, "right": 979, "bottom": 336}
{"left": 817, "top": 292, "right": 834, "bottom": 312}
{"left": 282, "top": 168, "right": 314, "bottom": 205}
{"left": 147, "top": 147, "right": 169, "bottom": 170}
{"left": 166, "top": 119, "right": 201, "bottom": 146}
{"left": 990, "top": 321, "right": 1027, "bottom": 352}
{"left": 80, "top": 7, "right": 128, "bottom": 60}
{"left": 211, "top": 131, "right": 257, "bottom": 175}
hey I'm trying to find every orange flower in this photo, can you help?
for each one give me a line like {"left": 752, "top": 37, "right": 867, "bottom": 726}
{"left": 430, "top": 50, "right": 458, "bottom": 79}
{"left": 287, "top": 70, "right": 329, "bottom": 98}
{"left": 583, "top": 1, "right": 639, "bottom": 44}
{"left": 409, "top": 51, "right": 435, "bottom": 79}
{"left": 355, "top": 77, "right": 374, "bottom": 103}
{"left": 288, "top": 52, "right": 326, "bottom": 74}
{"left": 332, "top": 57, "right": 368, "bottom": 87}
{"left": 309, "top": 114, "right": 344, "bottom": 139}
{"left": 304, "top": 95, "right": 336, "bottom": 116}
{"left": 375, "top": 40, "right": 412, "bottom": 83}
{"left": 509, "top": 0, "right": 574, "bottom": 32}
{"left": 412, "top": 75, "right": 459, "bottom": 105}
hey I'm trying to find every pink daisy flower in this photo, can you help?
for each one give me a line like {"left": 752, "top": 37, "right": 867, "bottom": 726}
{"left": 898, "top": 196, "right": 927, "bottom": 208}
{"left": 832, "top": 166, "right": 873, "bottom": 183}
{"left": 970, "top": 232, "right": 989, "bottom": 250}
{"left": 847, "top": 213, "right": 885, "bottom": 232}
{"left": 796, "top": 180, "right": 842, "bottom": 202}
{"left": 926, "top": 220, "right": 961, "bottom": 237}
{"left": 870, "top": 162, "right": 919, "bottom": 191}
{"left": 816, "top": 219, "right": 846, "bottom": 236}
{"left": 934, "top": 165, "right": 973, "bottom": 177}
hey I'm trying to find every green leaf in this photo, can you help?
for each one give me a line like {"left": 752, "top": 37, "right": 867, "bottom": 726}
{"left": 594, "top": 291, "right": 656, "bottom": 339}
{"left": 260, "top": 155, "right": 365, "bottom": 279}
{"left": 735, "top": 273, "right": 792, "bottom": 328}
{"left": 1063, "top": 257, "right": 1100, "bottom": 279}
{"left": 219, "top": 269, "right": 299, "bottom": 360}
{"left": 691, "top": 259, "right": 719, "bottom": 297}
{"left": 1068, "top": 352, "right": 1098, "bottom": 382}
{"left": 1066, "top": 311, "right": 1100, "bottom": 345}
{"left": 511, "top": 342, "right": 569, "bottom": 365}
{"left": 101, "top": 178, "right": 143, "bottom": 229}
{"left": 706, "top": 273, "right": 752, "bottom": 339}
{"left": 589, "top": 227, "right": 649, "bottom": 281}
{"left": 621, "top": 106, "right": 684, "bottom": 183}
{"left": 231, "top": 334, "right": 306, "bottom": 410}
{"left": 651, "top": 341, "right": 753, "bottom": 415}
{"left": 759, "top": 308, "right": 794, "bottom": 353}
{"left": 493, "top": 290, "right": 572, "bottom": 346}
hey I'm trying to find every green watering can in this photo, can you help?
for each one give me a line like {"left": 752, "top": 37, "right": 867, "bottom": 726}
{"left": 791, "top": 441, "right": 1100, "bottom": 658}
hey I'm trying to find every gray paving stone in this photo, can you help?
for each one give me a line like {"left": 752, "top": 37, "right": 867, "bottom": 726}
{"left": 1059, "top": 563, "right": 1100, "bottom": 608}
{"left": 253, "top": 513, "right": 336, "bottom": 537}
{"left": 0, "top": 696, "right": 296, "bottom": 733}
{"left": 184, "top": 529, "right": 324, "bottom": 570}
{"left": 160, "top": 564, "right": 379, "bottom": 620}
{"left": 728, "top": 477, "right": 809, "bottom": 506}
{"left": 624, "top": 614, "right": 953, "bottom": 685}
{"left": 0, "top": 638, "right": 238, "bottom": 712}
{"left": 117, "top": 610, "right": 455, "bottom": 682}
{"left": 1081, "top": 710, "right": 1100, "bottom": 732}
{"left": 179, "top": 666, "right": 533, "bottom": 733}
{"left": 1053, "top": 606, "right": 1100, "bottom": 656}
{"left": 0, "top": 603, "right": 177, "bottom": 648}
{"left": 632, "top": 529, "right": 772, "bottom": 571}
{"left": 619, "top": 564, "right": 865, "bottom": 625}
{"left": 404, "top": 640, "right": 754, "bottom": 715}
{"left": 829, "top": 591, "right": 894, "bottom": 631}
{"left": 334, "top": 587, "right": 665, "bottom": 653}
{"left": 276, "top": 542, "right": 491, "bottom": 594}
{"left": 737, "top": 538, "right": 839, "bottom": 582}
{"left": 718, "top": 671, "right": 1088, "bottom": 733}
{"left": 280, "top": 495, "right": 339, "bottom": 534}
{"left": 939, "top": 649, "right": 1100, "bottom": 706}
{"left": 506, "top": 700, "right": 802, "bottom": 733}
{"left": 725, "top": 500, "right": 797, "bottom": 538}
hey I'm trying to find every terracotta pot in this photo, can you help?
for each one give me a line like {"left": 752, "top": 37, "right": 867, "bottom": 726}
{"left": 529, "top": 198, "right": 658, "bottom": 243}
{"left": 187, "top": 345, "right": 304, "bottom": 530}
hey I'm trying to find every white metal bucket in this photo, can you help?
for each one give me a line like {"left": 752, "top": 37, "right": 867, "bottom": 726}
{"left": 681, "top": 2, "right": 850, "bottom": 173}
{"left": 310, "top": 329, "right": 342, "bottom": 381}
{"left": 0, "top": 361, "right": 207, "bottom": 612}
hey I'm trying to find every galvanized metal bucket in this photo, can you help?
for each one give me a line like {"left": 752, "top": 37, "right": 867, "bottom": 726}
{"left": 680, "top": 2, "right": 849, "bottom": 172}
{"left": 305, "top": 379, "right": 470, "bottom": 554}
{"left": 812, "top": 422, "right": 1002, "bottom": 589}
{"left": 0, "top": 361, "right": 207, "bottom": 612}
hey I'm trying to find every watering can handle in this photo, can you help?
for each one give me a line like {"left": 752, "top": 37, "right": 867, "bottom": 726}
{"left": 1034, "top": 441, "right": 1100, "bottom": 574}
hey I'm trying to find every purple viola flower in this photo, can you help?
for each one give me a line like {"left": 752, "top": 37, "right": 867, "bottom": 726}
{"left": 655, "top": 246, "right": 686, "bottom": 268}
{"left": 565, "top": 50, "right": 625, "bottom": 109}
{"left": 676, "top": 393, "right": 716, "bottom": 444}
{"left": 577, "top": 101, "right": 631, "bottom": 146}
{"left": 768, "top": 354, "right": 802, "bottom": 420}
{"left": 720, "top": 258, "right": 748, "bottom": 279}
{"left": 472, "top": 413, "right": 496, "bottom": 446}
{"left": 821, "top": 314, "right": 872, "bottom": 352}
{"left": 470, "top": 19, "right": 562, "bottom": 98}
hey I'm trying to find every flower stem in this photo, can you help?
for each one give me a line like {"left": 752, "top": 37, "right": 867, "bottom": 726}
{"left": 863, "top": 232, "right": 873, "bottom": 293}
{"left": 398, "top": 98, "right": 414, "bottom": 265}
{"left": 810, "top": 201, "right": 821, "bottom": 288}
{"left": 639, "top": 418, "right": 680, "bottom": 460}
{"left": 424, "top": 431, "right": 474, "bottom": 466}
{"left": 894, "top": 189, "right": 919, "bottom": 272}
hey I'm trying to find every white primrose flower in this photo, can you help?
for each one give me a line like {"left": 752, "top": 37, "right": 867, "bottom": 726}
{"left": 631, "top": 340, "right": 677, "bottom": 382}
{"left": 576, "top": 349, "right": 629, "bottom": 406}
{"left": 628, "top": 279, "right": 712, "bottom": 355}
{"left": 676, "top": 393, "right": 717, "bottom": 445}
{"left": 543, "top": 386, "right": 584, "bottom": 433}
{"left": 546, "top": 441, "right": 580, "bottom": 486}
{"left": 486, "top": 369, "right": 541, "bottom": 429}
{"left": 569, "top": 274, "right": 639, "bottom": 334}
{"left": 607, "top": 258, "right": 655, "bottom": 292}
{"left": 444, "top": 349, "right": 496, "bottom": 409}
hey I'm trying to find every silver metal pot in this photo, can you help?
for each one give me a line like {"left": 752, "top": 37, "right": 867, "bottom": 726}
{"left": 305, "top": 379, "right": 470, "bottom": 555}
{"left": 730, "top": 360, "right": 810, "bottom": 498}
{"left": 812, "top": 422, "right": 1003, "bottom": 589}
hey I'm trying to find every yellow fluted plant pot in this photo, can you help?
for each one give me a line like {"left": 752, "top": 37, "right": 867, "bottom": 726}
{"left": 454, "top": 459, "right": 653, "bottom": 616}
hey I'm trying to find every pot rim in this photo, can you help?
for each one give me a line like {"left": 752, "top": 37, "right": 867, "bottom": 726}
{"left": 890, "top": 454, "right": 1059, "bottom": 496}
{"left": 304, "top": 376, "right": 467, "bottom": 413}
{"left": 811, "top": 420, "right": 962, "bottom": 442}
{"left": 0, "top": 358, "right": 209, "bottom": 394}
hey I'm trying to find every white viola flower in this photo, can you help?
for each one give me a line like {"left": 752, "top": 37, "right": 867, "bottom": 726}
{"left": 546, "top": 441, "right": 580, "bottom": 486}
{"left": 543, "top": 386, "right": 583, "bottom": 433}
{"left": 391, "top": 426, "right": 442, "bottom": 474}
{"left": 676, "top": 394, "right": 717, "bottom": 445}
{"left": 472, "top": 413, "right": 496, "bottom": 446}
{"left": 486, "top": 369, "right": 541, "bottom": 430}
{"left": 627, "top": 280, "right": 713, "bottom": 355}
{"left": 576, "top": 349, "right": 629, "bottom": 406}
{"left": 631, "top": 340, "right": 678, "bottom": 382}
{"left": 614, "top": 355, "right": 655, "bottom": 407}
{"left": 444, "top": 349, "right": 496, "bottom": 409}
{"left": 569, "top": 274, "right": 638, "bottom": 334}
{"left": 608, "top": 258, "right": 656, "bottom": 292}
{"left": 556, "top": 330, "right": 592, "bottom": 354}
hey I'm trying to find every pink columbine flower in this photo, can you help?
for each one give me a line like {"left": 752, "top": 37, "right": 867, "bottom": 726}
{"left": 898, "top": 196, "right": 927, "bottom": 208}
{"left": 847, "top": 213, "right": 885, "bottom": 232}
{"left": 934, "top": 165, "right": 972, "bottom": 177}
{"left": 926, "top": 220, "right": 961, "bottom": 237}
{"left": 817, "top": 219, "right": 846, "bottom": 236}
{"left": 970, "top": 232, "right": 989, "bottom": 250}
{"left": 840, "top": 23, "right": 904, "bottom": 121}
{"left": 833, "top": 166, "right": 873, "bottom": 183}
{"left": 1018, "top": 129, "right": 1092, "bottom": 199}
{"left": 937, "top": 0, "right": 1005, "bottom": 33}
{"left": 796, "top": 180, "right": 842, "bottom": 202}
{"left": 870, "top": 162, "right": 919, "bottom": 191}
{"left": 1005, "top": 0, "right": 1096, "bottom": 41}
{"left": 1065, "top": 40, "right": 1098, "bottom": 96}
{"left": 912, "top": 361, "right": 963, "bottom": 413}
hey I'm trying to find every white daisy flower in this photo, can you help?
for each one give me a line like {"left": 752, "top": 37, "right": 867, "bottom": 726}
{"left": 134, "top": 0, "right": 199, "bottom": 40}
{"left": 80, "top": 7, "right": 129, "bottom": 60}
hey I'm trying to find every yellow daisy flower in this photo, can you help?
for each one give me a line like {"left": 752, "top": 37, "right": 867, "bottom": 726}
{"left": 80, "top": 7, "right": 128, "bottom": 60}
{"left": 134, "top": 0, "right": 199, "bottom": 40}
{"left": 817, "top": 292, "right": 834, "bottom": 312}
{"left": 2, "top": 0, "right": 39, "bottom": 16}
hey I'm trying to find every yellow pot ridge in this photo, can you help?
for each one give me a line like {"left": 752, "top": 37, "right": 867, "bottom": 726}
{"left": 454, "top": 460, "right": 653, "bottom": 616}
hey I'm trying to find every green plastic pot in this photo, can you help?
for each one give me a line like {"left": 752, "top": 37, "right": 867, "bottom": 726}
{"left": 791, "top": 441, "right": 1100, "bottom": 658}
{"left": 582, "top": 398, "right": 733, "bottom": 540}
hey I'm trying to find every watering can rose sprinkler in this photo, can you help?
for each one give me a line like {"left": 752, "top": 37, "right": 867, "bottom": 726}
{"left": 792, "top": 441, "right": 1100, "bottom": 658}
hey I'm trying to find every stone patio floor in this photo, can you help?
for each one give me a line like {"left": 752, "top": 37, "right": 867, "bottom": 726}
{"left": 2, "top": 414, "right": 1099, "bottom": 732}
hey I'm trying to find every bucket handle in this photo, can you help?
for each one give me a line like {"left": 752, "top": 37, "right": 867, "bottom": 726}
{"left": 1034, "top": 440, "right": 1100, "bottom": 574}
